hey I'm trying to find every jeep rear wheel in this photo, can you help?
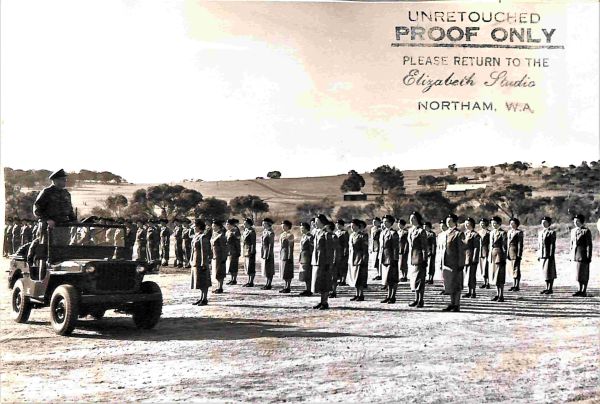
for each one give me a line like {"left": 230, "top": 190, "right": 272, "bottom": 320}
{"left": 50, "top": 285, "right": 80, "bottom": 336}
{"left": 11, "top": 279, "right": 32, "bottom": 323}
{"left": 132, "top": 281, "right": 162, "bottom": 329}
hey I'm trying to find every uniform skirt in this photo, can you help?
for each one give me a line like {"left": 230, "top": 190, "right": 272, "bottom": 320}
{"left": 299, "top": 263, "right": 312, "bottom": 283}
{"left": 280, "top": 259, "right": 294, "bottom": 280}
{"left": 311, "top": 264, "right": 332, "bottom": 293}
{"left": 428, "top": 254, "right": 436, "bottom": 276}
{"left": 338, "top": 256, "right": 349, "bottom": 278}
{"left": 479, "top": 257, "right": 489, "bottom": 279}
{"left": 348, "top": 263, "right": 368, "bottom": 288}
{"left": 400, "top": 254, "right": 408, "bottom": 274}
{"left": 540, "top": 257, "right": 556, "bottom": 281}
{"left": 227, "top": 255, "right": 239, "bottom": 275}
{"left": 491, "top": 261, "right": 506, "bottom": 286}
{"left": 576, "top": 261, "right": 590, "bottom": 283}
{"left": 191, "top": 266, "right": 211, "bottom": 290}
{"left": 507, "top": 258, "right": 521, "bottom": 279}
{"left": 409, "top": 263, "right": 426, "bottom": 293}
{"left": 442, "top": 268, "right": 463, "bottom": 293}
{"left": 465, "top": 263, "right": 478, "bottom": 289}
{"left": 136, "top": 244, "right": 147, "bottom": 262}
{"left": 244, "top": 255, "right": 256, "bottom": 275}
{"left": 212, "top": 259, "right": 226, "bottom": 281}
{"left": 262, "top": 257, "right": 275, "bottom": 278}
{"left": 381, "top": 261, "right": 399, "bottom": 286}
{"left": 370, "top": 251, "right": 380, "bottom": 271}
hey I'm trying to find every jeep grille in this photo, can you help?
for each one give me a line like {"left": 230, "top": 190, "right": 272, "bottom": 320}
{"left": 94, "top": 263, "right": 137, "bottom": 291}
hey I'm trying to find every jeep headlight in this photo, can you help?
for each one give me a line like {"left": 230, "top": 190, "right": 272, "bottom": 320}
{"left": 136, "top": 265, "right": 146, "bottom": 274}
{"left": 85, "top": 265, "right": 96, "bottom": 274}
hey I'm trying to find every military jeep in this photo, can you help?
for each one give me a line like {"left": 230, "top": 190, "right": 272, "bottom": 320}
{"left": 7, "top": 223, "right": 162, "bottom": 336}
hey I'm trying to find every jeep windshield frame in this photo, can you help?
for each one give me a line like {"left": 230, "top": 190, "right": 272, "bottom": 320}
{"left": 48, "top": 223, "right": 130, "bottom": 263}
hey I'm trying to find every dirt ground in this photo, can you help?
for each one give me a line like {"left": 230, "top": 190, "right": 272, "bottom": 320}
{"left": 1, "top": 253, "right": 599, "bottom": 403}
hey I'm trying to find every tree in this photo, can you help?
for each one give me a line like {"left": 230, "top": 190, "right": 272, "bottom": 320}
{"left": 484, "top": 184, "right": 533, "bottom": 218}
{"left": 448, "top": 164, "right": 457, "bottom": 174}
{"left": 145, "top": 184, "right": 203, "bottom": 218}
{"left": 340, "top": 170, "right": 366, "bottom": 192}
{"left": 5, "top": 190, "right": 38, "bottom": 220}
{"left": 104, "top": 194, "right": 128, "bottom": 217}
{"left": 230, "top": 195, "right": 270, "bottom": 221}
{"left": 472, "top": 166, "right": 486, "bottom": 177}
{"left": 295, "top": 199, "right": 335, "bottom": 222}
{"left": 335, "top": 206, "right": 366, "bottom": 221}
{"left": 386, "top": 189, "right": 455, "bottom": 222}
{"left": 371, "top": 165, "right": 405, "bottom": 195}
{"left": 267, "top": 171, "right": 282, "bottom": 179}
{"left": 195, "top": 197, "right": 231, "bottom": 221}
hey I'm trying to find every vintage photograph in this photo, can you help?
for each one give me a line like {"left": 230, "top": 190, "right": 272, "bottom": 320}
{"left": 1, "top": 0, "right": 599, "bottom": 402}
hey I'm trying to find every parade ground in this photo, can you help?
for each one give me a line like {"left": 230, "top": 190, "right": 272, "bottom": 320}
{"left": 1, "top": 254, "right": 599, "bottom": 403}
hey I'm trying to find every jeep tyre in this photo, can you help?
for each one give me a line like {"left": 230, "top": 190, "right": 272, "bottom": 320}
{"left": 132, "top": 281, "right": 162, "bottom": 329}
{"left": 50, "top": 285, "right": 80, "bottom": 336}
{"left": 11, "top": 279, "right": 32, "bottom": 323}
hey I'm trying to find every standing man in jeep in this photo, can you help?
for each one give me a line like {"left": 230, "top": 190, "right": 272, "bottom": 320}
{"left": 32, "top": 169, "right": 77, "bottom": 271}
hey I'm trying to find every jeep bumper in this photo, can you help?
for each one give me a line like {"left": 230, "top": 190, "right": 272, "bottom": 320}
{"left": 80, "top": 292, "right": 162, "bottom": 305}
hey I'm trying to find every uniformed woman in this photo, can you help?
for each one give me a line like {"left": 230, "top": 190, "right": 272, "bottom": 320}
{"left": 327, "top": 222, "right": 341, "bottom": 298}
{"left": 398, "top": 219, "right": 409, "bottom": 282}
{"left": 261, "top": 218, "right": 275, "bottom": 290}
{"left": 348, "top": 219, "right": 368, "bottom": 301}
{"left": 489, "top": 216, "right": 508, "bottom": 302}
{"left": 298, "top": 222, "right": 314, "bottom": 296}
{"left": 440, "top": 214, "right": 465, "bottom": 312}
{"left": 335, "top": 220, "right": 350, "bottom": 285}
{"left": 537, "top": 216, "right": 556, "bottom": 294}
{"left": 311, "top": 214, "right": 333, "bottom": 310}
{"left": 379, "top": 215, "right": 400, "bottom": 304}
{"left": 437, "top": 219, "right": 449, "bottom": 294}
{"left": 407, "top": 211, "right": 429, "bottom": 308}
{"left": 570, "top": 214, "right": 593, "bottom": 297}
{"left": 507, "top": 218, "right": 524, "bottom": 292}
{"left": 279, "top": 220, "right": 295, "bottom": 293}
{"left": 135, "top": 219, "right": 147, "bottom": 262}
{"left": 424, "top": 222, "right": 437, "bottom": 284}
{"left": 210, "top": 220, "right": 227, "bottom": 294}
{"left": 370, "top": 217, "right": 382, "bottom": 281}
{"left": 191, "top": 219, "right": 211, "bottom": 305}
{"left": 478, "top": 218, "right": 491, "bottom": 289}
{"left": 241, "top": 218, "right": 257, "bottom": 287}
{"left": 462, "top": 217, "right": 480, "bottom": 299}
{"left": 225, "top": 219, "right": 241, "bottom": 285}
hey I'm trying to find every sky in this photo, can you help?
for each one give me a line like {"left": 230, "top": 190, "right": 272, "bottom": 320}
{"left": 1, "top": 0, "right": 598, "bottom": 183}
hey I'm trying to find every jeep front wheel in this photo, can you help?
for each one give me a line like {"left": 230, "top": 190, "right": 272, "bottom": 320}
{"left": 11, "top": 279, "right": 32, "bottom": 323}
{"left": 132, "top": 281, "right": 162, "bottom": 329}
{"left": 50, "top": 285, "right": 80, "bottom": 336}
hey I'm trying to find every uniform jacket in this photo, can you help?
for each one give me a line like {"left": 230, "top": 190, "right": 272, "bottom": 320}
{"left": 507, "top": 228, "right": 524, "bottom": 260}
{"left": 261, "top": 229, "right": 275, "bottom": 260}
{"left": 191, "top": 233, "right": 211, "bottom": 268}
{"left": 311, "top": 229, "right": 334, "bottom": 266}
{"left": 173, "top": 226, "right": 183, "bottom": 240}
{"left": 379, "top": 227, "right": 400, "bottom": 265}
{"left": 408, "top": 226, "right": 429, "bottom": 266}
{"left": 570, "top": 226, "right": 593, "bottom": 262}
{"left": 350, "top": 231, "right": 368, "bottom": 266}
{"left": 538, "top": 228, "right": 556, "bottom": 259}
{"left": 398, "top": 228, "right": 409, "bottom": 255}
{"left": 211, "top": 230, "right": 227, "bottom": 262}
{"left": 299, "top": 233, "right": 314, "bottom": 265}
{"left": 330, "top": 232, "right": 341, "bottom": 264}
{"left": 226, "top": 229, "right": 241, "bottom": 257}
{"left": 33, "top": 185, "right": 76, "bottom": 223}
{"left": 135, "top": 227, "right": 147, "bottom": 244}
{"left": 371, "top": 227, "right": 382, "bottom": 253}
{"left": 463, "top": 229, "right": 481, "bottom": 265}
{"left": 425, "top": 229, "right": 437, "bottom": 257}
{"left": 279, "top": 231, "right": 295, "bottom": 261}
{"left": 20, "top": 225, "right": 33, "bottom": 245}
{"left": 479, "top": 228, "right": 490, "bottom": 258}
{"left": 439, "top": 227, "right": 465, "bottom": 271}
{"left": 335, "top": 229, "right": 350, "bottom": 257}
{"left": 489, "top": 228, "right": 508, "bottom": 264}
{"left": 242, "top": 228, "right": 256, "bottom": 257}
{"left": 160, "top": 226, "right": 171, "bottom": 246}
